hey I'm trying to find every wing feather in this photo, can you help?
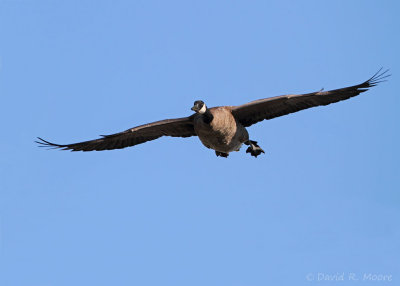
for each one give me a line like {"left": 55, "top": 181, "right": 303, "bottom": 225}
{"left": 36, "top": 116, "right": 196, "bottom": 152}
{"left": 232, "top": 69, "right": 390, "bottom": 127}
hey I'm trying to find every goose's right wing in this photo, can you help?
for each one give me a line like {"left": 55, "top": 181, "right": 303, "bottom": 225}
{"left": 36, "top": 116, "right": 196, "bottom": 152}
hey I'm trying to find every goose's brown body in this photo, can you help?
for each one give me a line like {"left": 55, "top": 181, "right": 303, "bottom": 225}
{"left": 193, "top": 107, "right": 249, "bottom": 153}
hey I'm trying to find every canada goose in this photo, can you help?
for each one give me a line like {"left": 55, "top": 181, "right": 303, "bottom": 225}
{"left": 36, "top": 69, "right": 389, "bottom": 158}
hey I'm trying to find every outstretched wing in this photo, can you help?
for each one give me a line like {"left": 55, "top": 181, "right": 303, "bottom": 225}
{"left": 231, "top": 69, "right": 390, "bottom": 127}
{"left": 36, "top": 116, "right": 196, "bottom": 151}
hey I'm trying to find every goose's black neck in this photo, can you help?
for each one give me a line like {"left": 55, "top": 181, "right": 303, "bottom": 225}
{"left": 202, "top": 108, "right": 213, "bottom": 124}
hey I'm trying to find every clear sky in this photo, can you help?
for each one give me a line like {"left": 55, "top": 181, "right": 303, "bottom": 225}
{"left": 1, "top": 1, "right": 399, "bottom": 285}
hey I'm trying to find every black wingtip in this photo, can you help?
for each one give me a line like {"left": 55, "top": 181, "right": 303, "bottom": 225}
{"left": 366, "top": 68, "right": 391, "bottom": 87}
{"left": 35, "top": 137, "right": 66, "bottom": 150}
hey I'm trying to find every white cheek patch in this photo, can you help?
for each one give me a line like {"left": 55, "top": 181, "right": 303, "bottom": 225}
{"left": 199, "top": 104, "right": 207, "bottom": 114}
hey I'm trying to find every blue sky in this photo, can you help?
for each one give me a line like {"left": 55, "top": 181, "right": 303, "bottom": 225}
{"left": 0, "top": 1, "right": 399, "bottom": 285}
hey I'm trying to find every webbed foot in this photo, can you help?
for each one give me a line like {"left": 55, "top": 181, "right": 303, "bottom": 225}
{"left": 215, "top": 151, "right": 229, "bottom": 158}
{"left": 245, "top": 140, "right": 265, "bottom": 158}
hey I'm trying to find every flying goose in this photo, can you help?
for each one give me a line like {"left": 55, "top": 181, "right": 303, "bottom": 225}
{"left": 36, "top": 69, "right": 389, "bottom": 158}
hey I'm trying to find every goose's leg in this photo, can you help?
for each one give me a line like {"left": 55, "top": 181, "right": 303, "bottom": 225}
{"left": 215, "top": 151, "right": 229, "bottom": 158}
{"left": 244, "top": 140, "right": 265, "bottom": 158}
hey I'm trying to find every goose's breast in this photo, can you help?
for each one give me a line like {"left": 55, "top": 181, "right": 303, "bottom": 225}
{"left": 194, "top": 108, "right": 248, "bottom": 152}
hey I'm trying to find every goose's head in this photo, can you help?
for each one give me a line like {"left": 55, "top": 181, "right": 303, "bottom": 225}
{"left": 191, "top": 100, "right": 207, "bottom": 114}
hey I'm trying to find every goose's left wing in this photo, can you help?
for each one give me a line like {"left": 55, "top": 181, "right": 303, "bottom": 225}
{"left": 36, "top": 116, "right": 196, "bottom": 152}
{"left": 231, "top": 69, "right": 389, "bottom": 127}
